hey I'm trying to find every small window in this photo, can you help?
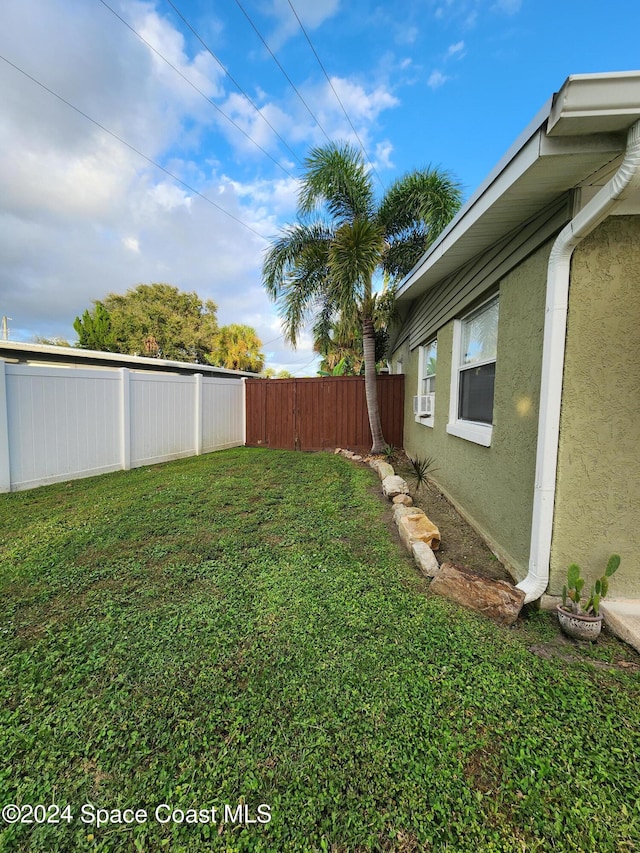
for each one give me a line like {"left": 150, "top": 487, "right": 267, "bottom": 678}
{"left": 414, "top": 339, "right": 437, "bottom": 426}
{"left": 447, "top": 296, "right": 498, "bottom": 446}
{"left": 422, "top": 341, "right": 437, "bottom": 396}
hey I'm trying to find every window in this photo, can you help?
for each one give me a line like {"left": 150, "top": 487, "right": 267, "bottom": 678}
{"left": 447, "top": 296, "right": 498, "bottom": 446}
{"left": 414, "top": 339, "right": 437, "bottom": 426}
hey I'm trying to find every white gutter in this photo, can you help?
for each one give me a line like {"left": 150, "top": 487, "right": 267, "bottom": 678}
{"left": 517, "top": 119, "right": 640, "bottom": 603}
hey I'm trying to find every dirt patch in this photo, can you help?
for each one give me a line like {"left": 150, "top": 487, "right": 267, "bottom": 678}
{"left": 410, "top": 480, "right": 512, "bottom": 582}
{"left": 527, "top": 642, "right": 640, "bottom": 672}
{"left": 369, "top": 450, "right": 512, "bottom": 584}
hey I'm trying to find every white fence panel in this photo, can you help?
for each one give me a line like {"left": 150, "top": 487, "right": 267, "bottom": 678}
{"left": 5, "top": 365, "right": 121, "bottom": 490}
{"left": 129, "top": 372, "right": 197, "bottom": 467}
{"left": 0, "top": 363, "right": 246, "bottom": 492}
{"left": 202, "top": 378, "right": 244, "bottom": 452}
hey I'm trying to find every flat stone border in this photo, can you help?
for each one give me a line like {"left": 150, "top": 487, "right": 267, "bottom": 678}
{"left": 335, "top": 448, "right": 441, "bottom": 580}
{"left": 335, "top": 448, "right": 526, "bottom": 626}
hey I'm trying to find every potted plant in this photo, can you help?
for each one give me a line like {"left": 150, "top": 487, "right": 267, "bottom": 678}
{"left": 557, "top": 554, "right": 621, "bottom": 641}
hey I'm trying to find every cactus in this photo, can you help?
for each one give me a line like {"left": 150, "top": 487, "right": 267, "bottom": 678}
{"left": 562, "top": 555, "right": 621, "bottom": 617}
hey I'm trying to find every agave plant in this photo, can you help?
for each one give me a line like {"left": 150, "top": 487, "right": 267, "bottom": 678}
{"left": 402, "top": 455, "right": 439, "bottom": 492}
{"left": 562, "top": 554, "right": 621, "bottom": 617}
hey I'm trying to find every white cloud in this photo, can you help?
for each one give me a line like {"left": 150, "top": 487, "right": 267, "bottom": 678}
{"left": 0, "top": 0, "right": 306, "bottom": 361}
{"left": 427, "top": 70, "right": 449, "bottom": 89}
{"left": 0, "top": 0, "right": 402, "bottom": 377}
{"left": 266, "top": 0, "right": 341, "bottom": 50}
{"left": 374, "top": 141, "right": 394, "bottom": 171}
{"left": 123, "top": 237, "right": 140, "bottom": 253}
{"left": 492, "top": 0, "right": 522, "bottom": 14}
{"left": 446, "top": 40, "right": 466, "bottom": 59}
{"left": 396, "top": 25, "right": 419, "bottom": 46}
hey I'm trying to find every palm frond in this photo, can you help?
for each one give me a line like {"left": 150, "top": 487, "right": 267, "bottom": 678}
{"left": 383, "top": 232, "right": 432, "bottom": 281}
{"left": 328, "top": 219, "right": 385, "bottom": 308}
{"left": 378, "top": 166, "right": 463, "bottom": 245}
{"left": 262, "top": 222, "right": 332, "bottom": 299}
{"left": 262, "top": 222, "right": 334, "bottom": 347}
{"left": 298, "top": 143, "right": 376, "bottom": 224}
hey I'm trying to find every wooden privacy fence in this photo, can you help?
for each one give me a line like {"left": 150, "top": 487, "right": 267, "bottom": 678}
{"left": 245, "top": 374, "right": 404, "bottom": 451}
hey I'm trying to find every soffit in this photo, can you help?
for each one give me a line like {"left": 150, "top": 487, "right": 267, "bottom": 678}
{"left": 396, "top": 135, "right": 625, "bottom": 303}
{"left": 397, "top": 72, "right": 640, "bottom": 306}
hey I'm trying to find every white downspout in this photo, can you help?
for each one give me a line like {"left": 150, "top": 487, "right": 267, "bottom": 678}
{"left": 517, "top": 119, "right": 640, "bottom": 604}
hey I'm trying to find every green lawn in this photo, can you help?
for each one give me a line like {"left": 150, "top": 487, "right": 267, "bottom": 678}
{"left": 1, "top": 448, "right": 638, "bottom": 852}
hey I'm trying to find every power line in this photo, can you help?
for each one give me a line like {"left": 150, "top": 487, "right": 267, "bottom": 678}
{"left": 164, "top": 0, "right": 303, "bottom": 167}
{"left": 0, "top": 53, "right": 269, "bottom": 242}
{"left": 286, "top": 0, "right": 384, "bottom": 190}
{"left": 232, "top": 0, "right": 332, "bottom": 145}
{"left": 97, "top": 0, "right": 296, "bottom": 180}
{"left": 293, "top": 354, "right": 320, "bottom": 376}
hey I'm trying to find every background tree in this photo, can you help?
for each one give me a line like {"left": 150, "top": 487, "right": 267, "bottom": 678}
{"left": 263, "top": 143, "right": 462, "bottom": 452}
{"left": 316, "top": 281, "right": 396, "bottom": 376}
{"left": 210, "top": 323, "right": 265, "bottom": 373}
{"left": 263, "top": 368, "right": 293, "bottom": 378}
{"left": 73, "top": 303, "right": 115, "bottom": 351}
{"left": 33, "top": 335, "right": 72, "bottom": 347}
{"left": 74, "top": 284, "right": 219, "bottom": 363}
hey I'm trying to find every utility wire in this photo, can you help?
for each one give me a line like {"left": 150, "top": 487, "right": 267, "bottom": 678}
{"left": 293, "top": 354, "right": 320, "bottom": 376}
{"left": 0, "top": 53, "right": 269, "bottom": 242}
{"left": 286, "top": 0, "right": 384, "bottom": 190}
{"left": 232, "top": 0, "right": 332, "bottom": 145}
{"left": 98, "top": 0, "right": 296, "bottom": 180}
{"left": 164, "top": 0, "right": 302, "bottom": 167}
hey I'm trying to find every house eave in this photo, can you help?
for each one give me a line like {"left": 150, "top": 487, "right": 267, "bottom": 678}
{"left": 396, "top": 71, "right": 640, "bottom": 306}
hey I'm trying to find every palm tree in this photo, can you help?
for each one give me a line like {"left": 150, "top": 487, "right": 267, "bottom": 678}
{"left": 263, "top": 142, "right": 462, "bottom": 453}
{"left": 210, "top": 323, "right": 265, "bottom": 373}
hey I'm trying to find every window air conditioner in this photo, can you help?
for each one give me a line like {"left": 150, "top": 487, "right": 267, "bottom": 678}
{"left": 413, "top": 394, "right": 434, "bottom": 417}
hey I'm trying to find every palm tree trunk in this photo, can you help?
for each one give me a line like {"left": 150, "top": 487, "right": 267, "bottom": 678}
{"left": 362, "top": 316, "right": 386, "bottom": 454}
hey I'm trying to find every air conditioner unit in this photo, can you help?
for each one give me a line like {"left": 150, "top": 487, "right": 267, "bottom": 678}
{"left": 413, "top": 394, "right": 434, "bottom": 417}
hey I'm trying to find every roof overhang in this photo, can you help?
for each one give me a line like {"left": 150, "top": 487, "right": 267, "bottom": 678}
{"left": 0, "top": 341, "right": 255, "bottom": 377}
{"left": 397, "top": 71, "right": 640, "bottom": 305}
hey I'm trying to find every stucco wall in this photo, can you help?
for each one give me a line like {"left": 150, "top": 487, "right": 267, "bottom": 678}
{"left": 393, "top": 240, "right": 550, "bottom": 578}
{"left": 550, "top": 215, "right": 640, "bottom": 598}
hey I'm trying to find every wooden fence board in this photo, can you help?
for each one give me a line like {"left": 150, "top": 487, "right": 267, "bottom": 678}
{"left": 245, "top": 374, "right": 404, "bottom": 451}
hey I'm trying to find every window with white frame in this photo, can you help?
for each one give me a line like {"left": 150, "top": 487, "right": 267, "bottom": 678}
{"left": 414, "top": 339, "right": 437, "bottom": 425}
{"left": 447, "top": 296, "right": 499, "bottom": 446}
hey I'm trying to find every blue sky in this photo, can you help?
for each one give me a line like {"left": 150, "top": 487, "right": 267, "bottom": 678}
{"left": 0, "top": 0, "right": 638, "bottom": 373}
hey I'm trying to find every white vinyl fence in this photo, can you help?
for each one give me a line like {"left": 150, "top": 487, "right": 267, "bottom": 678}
{"left": 0, "top": 362, "right": 245, "bottom": 492}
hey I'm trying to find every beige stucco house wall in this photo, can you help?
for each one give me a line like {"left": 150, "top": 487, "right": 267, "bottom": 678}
{"left": 391, "top": 72, "right": 640, "bottom": 606}
{"left": 549, "top": 216, "right": 640, "bottom": 598}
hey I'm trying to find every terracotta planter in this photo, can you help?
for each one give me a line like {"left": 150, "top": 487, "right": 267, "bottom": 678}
{"left": 557, "top": 605, "right": 603, "bottom": 641}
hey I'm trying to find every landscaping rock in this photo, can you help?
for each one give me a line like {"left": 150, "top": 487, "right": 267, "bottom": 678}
{"left": 429, "top": 562, "right": 525, "bottom": 626}
{"left": 334, "top": 448, "right": 342, "bottom": 454}
{"left": 397, "top": 512, "right": 441, "bottom": 552}
{"left": 392, "top": 494, "right": 413, "bottom": 506}
{"left": 382, "top": 475, "right": 409, "bottom": 499}
{"left": 393, "top": 504, "right": 421, "bottom": 524}
{"left": 412, "top": 541, "right": 440, "bottom": 578}
{"left": 351, "top": 454, "right": 363, "bottom": 462}
{"left": 371, "top": 460, "right": 395, "bottom": 480}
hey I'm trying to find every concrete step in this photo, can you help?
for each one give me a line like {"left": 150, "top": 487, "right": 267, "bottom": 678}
{"left": 600, "top": 599, "right": 640, "bottom": 654}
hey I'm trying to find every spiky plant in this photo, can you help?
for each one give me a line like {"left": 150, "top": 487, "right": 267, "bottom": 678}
{"left": 402, "top": 455, "right": 439, "bottom": 492}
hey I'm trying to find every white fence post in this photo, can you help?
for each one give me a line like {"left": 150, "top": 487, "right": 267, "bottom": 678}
{"left": 120, "top": 368, "right": 131, "bottom": 471}
{"left": 194, "top": 373, "right": 203, "bottom": 455}
{"left": 0, "top": 362, "right": 11, "bottom": 492}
